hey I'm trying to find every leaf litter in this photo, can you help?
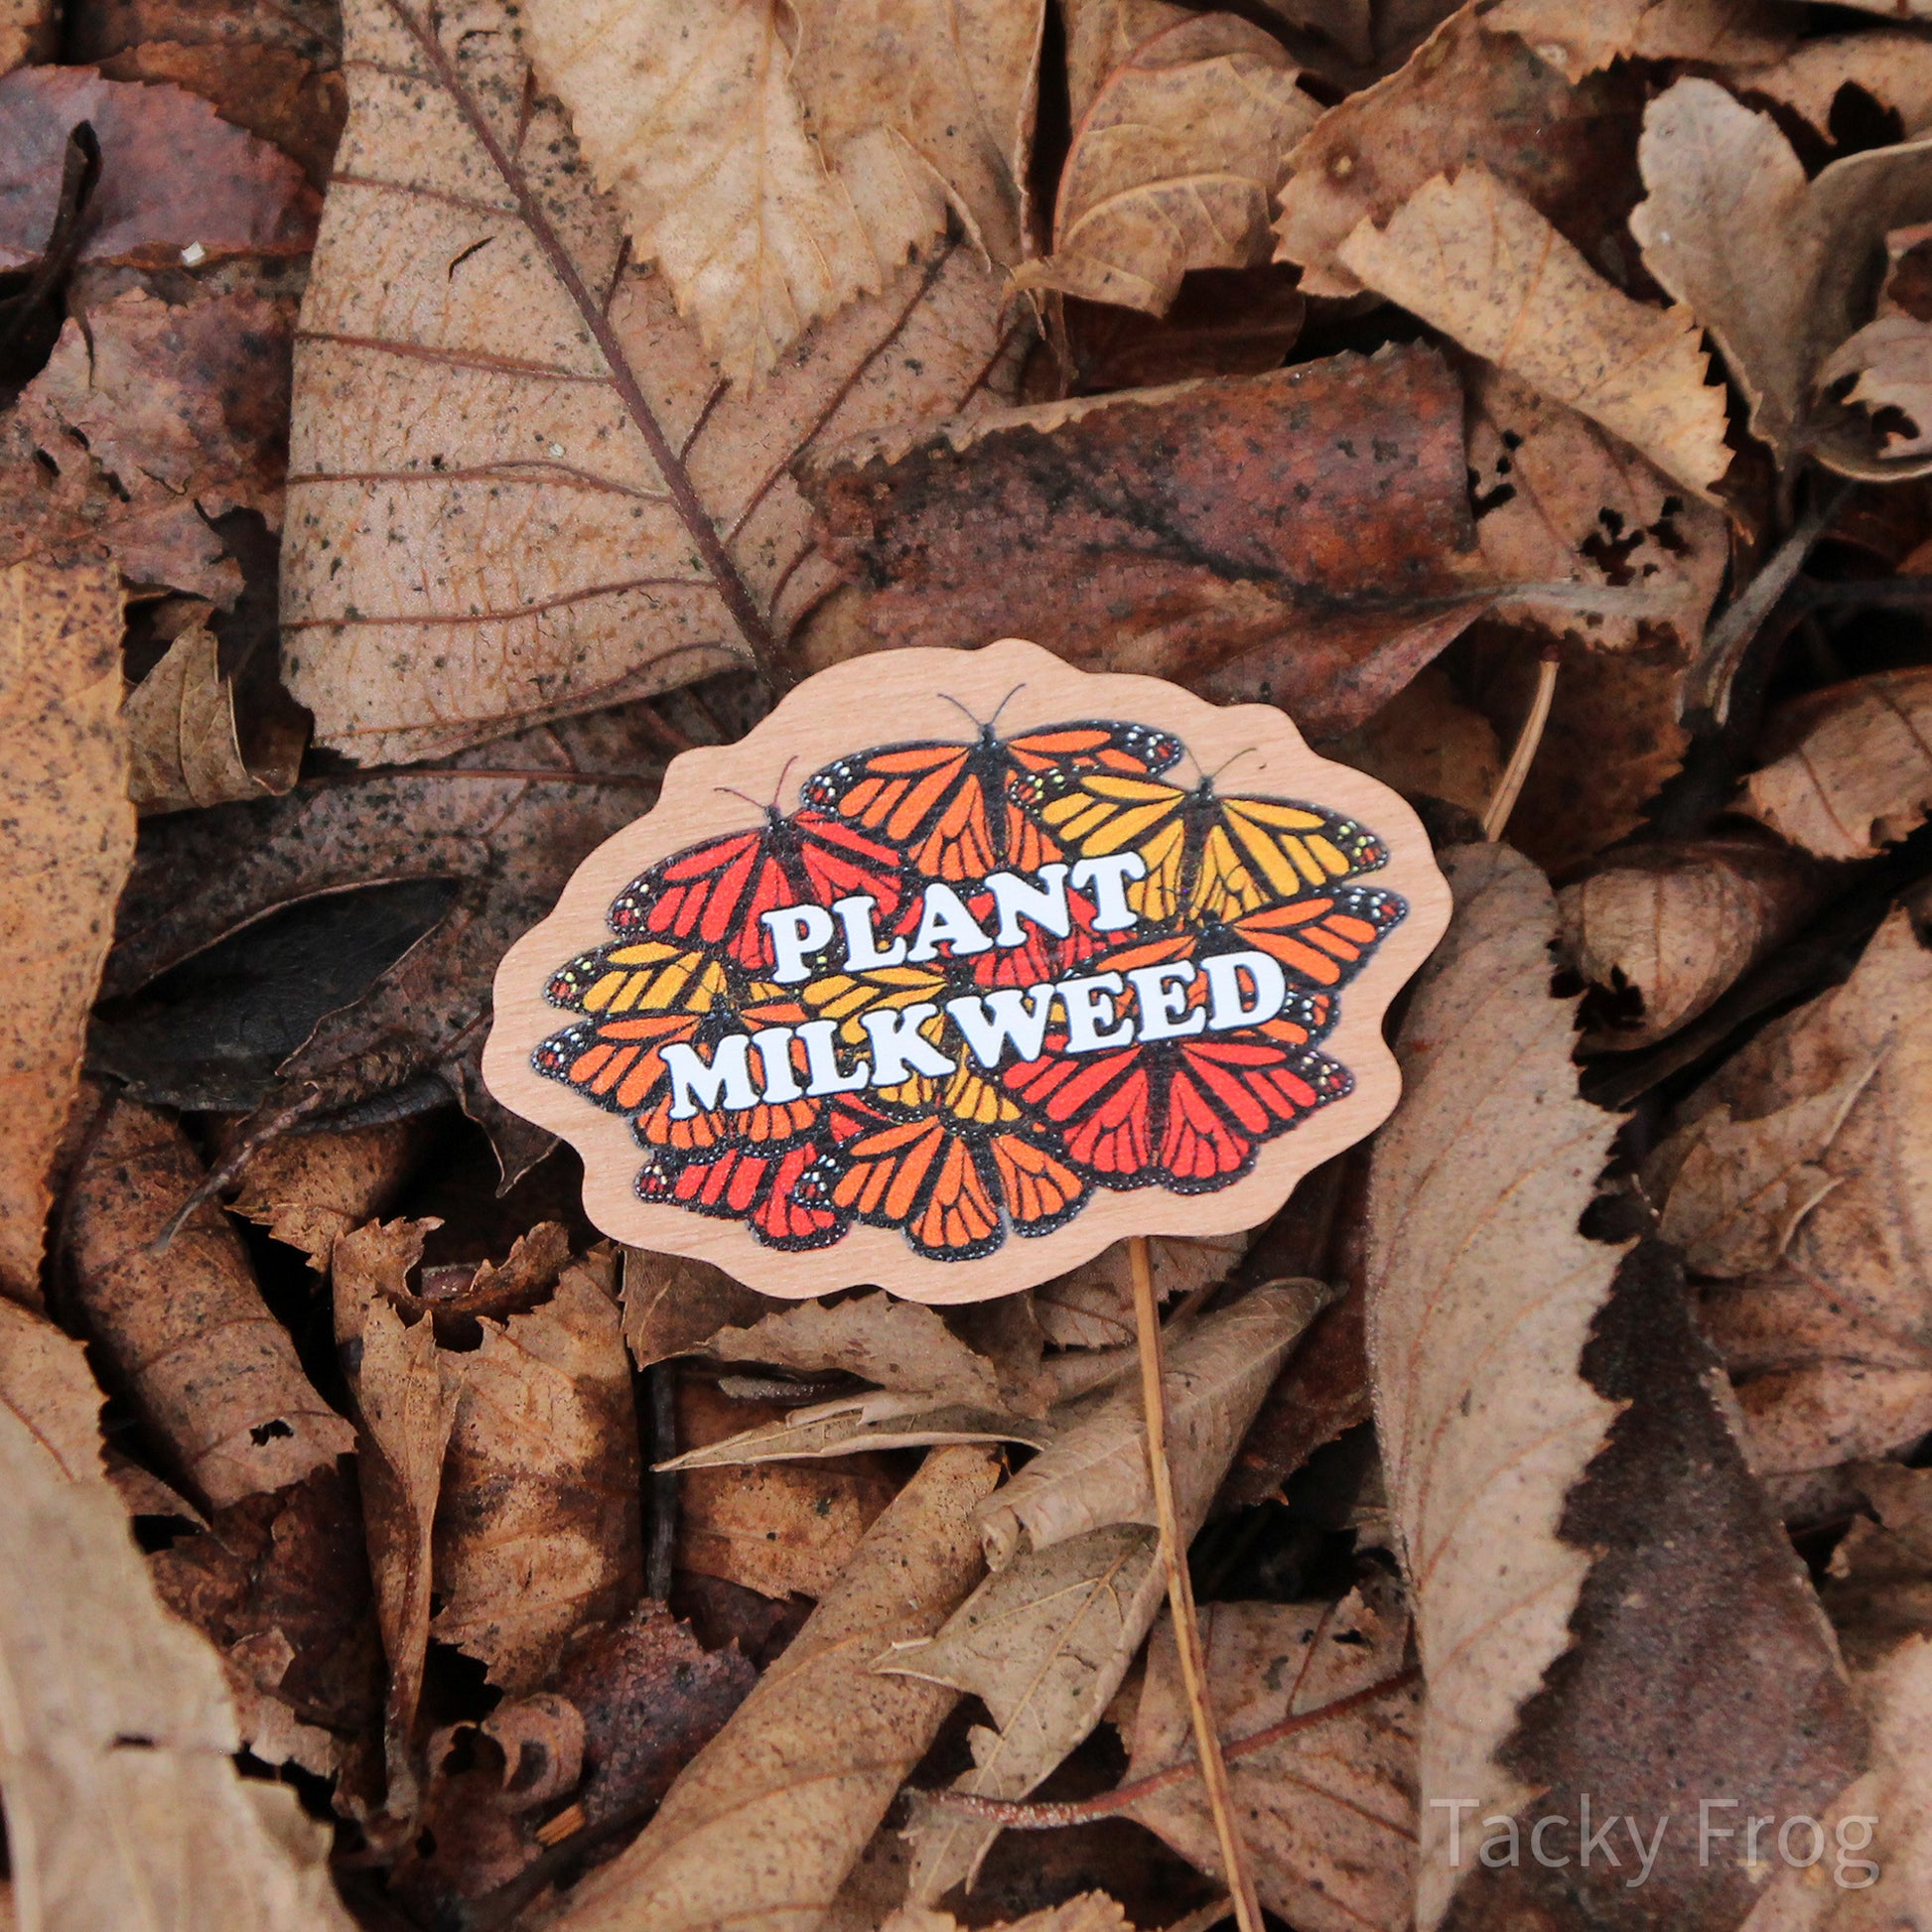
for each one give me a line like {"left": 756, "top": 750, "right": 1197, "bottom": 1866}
{"left": 9, "top": 0, "right": 1932, "bottom": 1925}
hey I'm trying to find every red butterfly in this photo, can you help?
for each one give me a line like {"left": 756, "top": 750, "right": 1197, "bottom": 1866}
{"left": 1001, "top": 935, "right": 1348, "bottom": 1193}
{"left": 611, "top": 807, "right": 905, "bottom": 974}
{"left": 802, "top": 717, "right": 1183, "bottom": 881}
{"left": 635, "top": 1140, "right": 845, "bottom": 1251}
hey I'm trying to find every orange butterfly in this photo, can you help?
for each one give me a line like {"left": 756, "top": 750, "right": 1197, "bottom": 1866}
{"left": 802, "top": 717, "right": 1183, "bottom": 882}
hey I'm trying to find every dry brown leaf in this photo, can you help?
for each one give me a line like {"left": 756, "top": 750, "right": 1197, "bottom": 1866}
{"left": 0, "top": 1297, "right": 106, "bottom": 1483}
{"left": 1821, "top": 313, "right": 1932, "bottom": 462}
{"left": 125, "top": 620, "right": 306, "bottom": 813}
{"left": 0, "top": 66, "right": 318, "bottom": 268}
{"left": 788, "top": 0, "right": 1040, "bottom": 270}
{"left": 546, "top": 1445, "right": 1000, "bottom": 1932}
{"left": 1337, "top": 166, "right": 1730, "bottom": 499}
{"left": 6, "top": 285, "right": 295, "bottom": 601}
{"left": 675, "top": 1377, "right": 900, "bottom": 1597}
{"left": 229, "top": 1117, "right": 430, "bottom": 1271}
{"left": 1738, "top": 32, "right": 1932, "bottom": 140}
{"left": 286, "top": 0, "right": 1025, "bottom": 763}
{"left": 69, "top": 0, "right": 346, "bottom": 187}
{"left": 801, "top": 345, "right": 1510, "bottom": 739}
{"left": 1561, "top": 838, "right": 1826, "bottom": 1050}
{"left": 1662, "top": 908, "right": 1932, "bottom": 1513}
{"left": 332, "top": 1217, "right": 466, "bottom": 1815}
{"left": 978, "top": 1280, "right": 1330, "bottom": 1567}
{"left": 432, "top": 1246, "right": 642, "bottom": 1695}
{"left": 1034, "top": 1230, "right": 1250, "bottom": 1349}
{"left": 1465, "top": 362, "right": 1729, "bottom": 654}
{"left": 1364, "top": 842, "right": 1628, "bottom": 1929}
{"left": 1484, "top": 0, "right": 1791, "bottom": 84}
{"left": 660, "top": 1392, "right": 1057, "bottom": 1469}
{"left": 1322, "top": 663, "right": 1503, "bottom": 820}
{"left": 69, "top": 1099, "right": 355, "bottom": 1509}
{"left": 882, "top": 1896, "right": 1132, "bottom": 1932}
{"left": 894, "top": 1525, "right": 1170, "bottom": 1903}
{"left": 1631, "top": 78, "right": 1932, "bottom": 479}
{"left": 1273, "top": 6, "right": 1642, "bottom": 297}
{"left": 1011, "top": 0, "right": 1315, "bottom": 314}
{"left": 889, "top": 1286, "right": 1329, "bottom": 1902}
{"left": 0, "top": 1397, "right": 358, "bottom": 1931}
{"left": 1809, "top": 0, "right": 1932, "bottom": 16}
{"left": 0, "top": 0, "right": 53, "bottom": 69}
{"left": 1122, "top": 1577, "right": 1419, "bottom": 1932}
{"left": 1742, "top": 670, "right": 1932, "bottom": 862}
{"left": 700, "top": 1292, "right": 1007, "bottom": 1410}
{"left": 0, "top": 557, "right": 131, "bottom": 1305}
{"left": 149, "top": 1464, "right": 384, "bottom": 1781}
{"left": 520, "top": 0, "right": 939, "bottom": 379}
{"left": 622, "top": 1246, "right": 776, "bottom": 1368}
{"left": 1657, "top": 1064, "right": 1875, "bottom": 1277}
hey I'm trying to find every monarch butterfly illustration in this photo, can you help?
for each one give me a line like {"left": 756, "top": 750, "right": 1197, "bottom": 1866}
{"left": 802, "top": 714, "right": 1184, "bottom": 882}
{"left": 1205, "top": 886, "right": 1408, "bottom": 989}
{"left": 611, "top": 806, "right": 905, "bottom": 974}
{"left": 816, "top": 1092, "right": 1087, "bottom": 1260}
{"left": 1022, "top": 769, "right": 1388, "bottom": 925}
{"left": 1001, "top": 935, "right": 1349, "bottom": 1192}
{"left": 635, "top": 1139, "right": 846, "bottom": 1251}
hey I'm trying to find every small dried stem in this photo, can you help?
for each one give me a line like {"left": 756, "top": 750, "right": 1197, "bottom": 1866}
{"left": 1130, "top": 1235, "right": 1265, "bottom": 1932}
{"left": 1481, "top": 642, "right": 1561, "bottom": 842}
{"left": 933, "top": 1664, "right": 1421, "bottom": 1829}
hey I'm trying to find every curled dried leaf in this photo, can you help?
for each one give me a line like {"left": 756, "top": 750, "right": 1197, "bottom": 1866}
{"left": 69, "top": 1099, "right": 355, "bottom": 1510}
{"left": 1560, "top": 838, "right": 1827, "bottom": 1050}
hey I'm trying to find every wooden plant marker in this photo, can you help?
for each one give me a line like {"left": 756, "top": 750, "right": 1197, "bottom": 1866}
{"left": 484, "top": 638, "right": 1450, "bottom": 1928}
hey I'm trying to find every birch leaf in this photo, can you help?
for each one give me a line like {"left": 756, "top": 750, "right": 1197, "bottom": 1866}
{"left": 544, "top": 1446, "right": 1001, "bottom": 1932}
{"left": 285, "top": 0, "right": 1026, "bottom": 764}
{"left": 1012, "top": 0, "right": 1316, "bottom": 314}
{"left": 521, "top": 0, "right": 943, "bottom": 380}
{"left": 0, "top": 557, "right": 131, "bottom": 1305}
{"left": 1336, "top": 165, "right": 1730, "bottom": 498}
{"left": 1484, "top": 0, "right": 1791, "bottom": 84}
{"left": 1365, "top": 842, "right": 1629, "bottom": 1931}
{"left": 1741, "top": 669, "right": 1932, "bottom": 862}
{"left": 789, "top": 0, "right": 1042, "bottom": 272}
{"left": 1034, "top": 1229, "right": 1250, "bottom": 1349}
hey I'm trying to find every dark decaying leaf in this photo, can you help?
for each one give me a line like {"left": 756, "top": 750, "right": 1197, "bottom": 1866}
{"left": 0, "top": 66, "right": 318, "bottom": 269}
{"left": 96, "top": 694, "right": 744, "bottom": 1176}
{"left": 1456, "top": 1241, "right": 1865, "bottom": 1930}
{"left": 800, "top": 345, "right": 1498, "bottom": 737}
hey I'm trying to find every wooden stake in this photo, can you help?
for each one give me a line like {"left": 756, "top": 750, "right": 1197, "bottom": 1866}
{"left": 1129, "top": 1234, "right": 1265, "bottom": 1932}
{"left": 1481, "top": 642, "right": 1562, "bottom": 842}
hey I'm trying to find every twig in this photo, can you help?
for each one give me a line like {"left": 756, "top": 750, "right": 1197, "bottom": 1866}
{"left": 1162, "top": 1899, "right": 1234, "bottom": 1932}
{"left": 146, "top": 1088, "right": 328, "bottom": 1253}
{"left": 1689, "top": 484, "right": 1845, "bottom": 723}
{"left": 1129, "top": 1235, "right": 1265, "bottom": 1932}
{"left": 1481, "top": 642, "right": 1560, "bottom": 842}
{"left": 935, "top": 1665, "right": 1422, "bottom": 1828}
{"left": 646, "top": 1361, "right": 679, "bottom": 1600}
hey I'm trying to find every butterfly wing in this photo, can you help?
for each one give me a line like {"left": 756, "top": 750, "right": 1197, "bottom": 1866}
{"left": 1187, "top": 795, "right": 1390, "bottom": 922}
{"left": 1222, "top": 887, "right": 1408, "bottom": 988}
{"left": 636, "top": 1141, "right": 846, "bottom": 1250}
{"left": 612, "top": 811, "right": 903, "bottom": 972}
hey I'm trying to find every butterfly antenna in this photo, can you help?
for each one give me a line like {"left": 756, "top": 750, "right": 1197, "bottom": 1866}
{"left": 767, "top": 756, "right": 799, "bottom": 811}
{"left": 986, "top": 681, "right": 1029, "bottom": 731}
{"left": 712, "top": 783, "right": 769, "bottom": 816}
{"left": 933, "top": 690, "right": 987, "bottom": 736}
{"left": 1203, "top": 746, "right": 1260, "bottom": 789}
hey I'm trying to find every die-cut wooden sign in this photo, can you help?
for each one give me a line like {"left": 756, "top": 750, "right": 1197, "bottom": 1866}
{"left": 484, "top": 638, "right": 1450, "bottom": 1304}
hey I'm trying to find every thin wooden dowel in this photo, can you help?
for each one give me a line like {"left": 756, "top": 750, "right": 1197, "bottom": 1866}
{"left": 1481, "top": 642, "right": 1561, "bottom": 842}
{"left": 1129, "top": 1235, "right": 1266, "bottom": 1932}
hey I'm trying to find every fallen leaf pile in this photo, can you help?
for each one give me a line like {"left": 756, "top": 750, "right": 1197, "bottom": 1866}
{"left": 7, "top": 0, "right": 1932, "bottom": 1927}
